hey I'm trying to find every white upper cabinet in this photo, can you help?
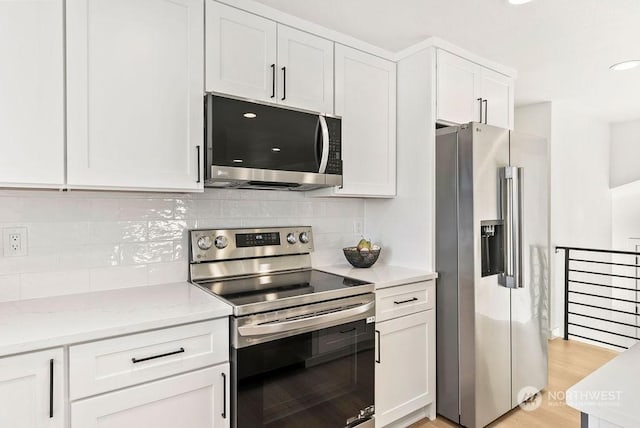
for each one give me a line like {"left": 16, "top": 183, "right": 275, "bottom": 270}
{"left": 277, "top": 25, "right": 333, "bottom": 113}
{"left": 0, "top": 348, "right": 65, "bottom": 428}
{"left": 0, "top": 0, "right": 64, "bottom": 187}
{"left": 330, "top": 45, "right": 396, "bottom": 197}
{"left": 206, "top": 1, "right": 277, "bottom": 102}
{"left": 436, "top": 49, "right": 481, "bottom": 125}
{"left": 480, "top": 67, "right": 513, "bottom": 130}
{"left": 206, "top": 1, "right": 334, "bottom": 114}
{"left": 66, "top": 0, "right": 204, "bottom": 191}
{"left": 437, "top": 49, "right": 514, "bottom": 129}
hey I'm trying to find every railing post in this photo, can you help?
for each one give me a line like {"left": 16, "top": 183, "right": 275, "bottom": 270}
{"left": 564, "top": 249, "right": 570, "bottom": 340}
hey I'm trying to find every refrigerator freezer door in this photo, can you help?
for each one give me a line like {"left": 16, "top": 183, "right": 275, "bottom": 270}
{"left": 435, "top": 127, "right": 462, "bottom": 423}
{"left": 470, "top": 124, "right": 512, "bottom": 428}
{"left": 509, "top": 131, "right": 549, "bottom": 408}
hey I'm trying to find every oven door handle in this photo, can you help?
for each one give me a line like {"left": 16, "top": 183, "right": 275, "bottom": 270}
{"left": 237, "top": 300, "right": 374, "bottom": 337}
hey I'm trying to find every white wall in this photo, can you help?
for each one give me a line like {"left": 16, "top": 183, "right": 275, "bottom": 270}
{"left": 515, "top": 101, "right": 612, "bottom": 337}
{"left": 610, "top": 119, "right": 640, "bottom": 188}
{"left": 365, "top": 47, "right": 436, "bottom": 271}
{"left": 0, "top": 189, "right": 364, "bottom": 302}
{"left": 552, "top": 101, "right": 612, "bottom": 339}
{"left": 610, "top": 123, "right": 640, "bottom": 347}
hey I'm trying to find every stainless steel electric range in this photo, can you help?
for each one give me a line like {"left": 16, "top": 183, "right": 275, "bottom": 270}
{"left": 189, "top": 226, "right": 375, "bottom": 428}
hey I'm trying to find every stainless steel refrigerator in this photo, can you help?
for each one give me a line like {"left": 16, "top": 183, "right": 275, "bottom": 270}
{"left": 435, "top": 122, "right": 549, "bottom": 428}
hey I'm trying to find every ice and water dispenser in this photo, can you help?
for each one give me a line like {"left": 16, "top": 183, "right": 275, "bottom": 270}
{"left": 481, "top": 220, "right": 504, "bottom": 277}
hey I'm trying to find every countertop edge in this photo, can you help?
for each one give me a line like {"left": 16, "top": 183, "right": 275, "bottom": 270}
{"left": 0, "top": 306, "right": 232, "bottom": 358}
{"left": 0, "top": 283, "right": 233, "bottom": 358}
{"left": 315, "top": 264, "right": 438, "bottom": 289}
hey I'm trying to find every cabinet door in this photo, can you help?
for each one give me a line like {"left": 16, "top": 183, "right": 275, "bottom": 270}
{"left": 436, "top": 49, "right": 481, "bottom": 125}
{"left": 334, "top": 45, "right": 396, "bottom": 197}
{"left": 277, "top": 25, "right": 333, "bottom": 113}
{"left": 66, "top": 0, "right": 204, "bottom": 191}
{"left": 0, "top": 0, "right": 64, "bottom": 187}
{"left": 0, "top": 348, "right": 64, "bottom": 428}
{"left": 375, "top": 311, "right": 435, "bottom": 427}
{"left": 480, "top": 68, "right": 514, "bottom": 129}
{"left": 206, "top": 1, "right": 277, "bottom": 101}
{"left": 72, "top": 364, "right": 230, "bottom": 428}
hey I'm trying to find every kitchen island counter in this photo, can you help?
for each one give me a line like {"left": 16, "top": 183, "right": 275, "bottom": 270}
{"left": 567, "top": 342, "right": 640, "bottom": 428}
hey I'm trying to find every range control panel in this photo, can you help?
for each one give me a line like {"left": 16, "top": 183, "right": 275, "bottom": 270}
{"left": 189, "top": 226, "right": 314, "bottom": 263}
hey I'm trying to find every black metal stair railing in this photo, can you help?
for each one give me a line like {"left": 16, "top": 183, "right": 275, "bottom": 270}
{"left": 556, "top": 246, "right": 640, "bottom": 350}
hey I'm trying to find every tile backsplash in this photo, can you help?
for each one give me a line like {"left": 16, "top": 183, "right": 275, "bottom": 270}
{"left": 0, "top": 189, "right": 364, "bottom": 302}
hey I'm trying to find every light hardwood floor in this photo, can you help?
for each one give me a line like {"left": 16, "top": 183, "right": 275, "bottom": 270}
{"left": 410, "top": 339, "right": 619, "bottom": 428}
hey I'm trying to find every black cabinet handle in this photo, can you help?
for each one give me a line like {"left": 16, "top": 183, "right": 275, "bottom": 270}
{"left": 131, "top": 347, "right": 185, "bottom": 364}
{"left": 49, "top": 359, "right": 54, "bottom": 418}
{"left": 375, "top": 330, "right": 381, "bottom": 363}
{"left": 196, "top": 146, "right": 201, "bottom": 183}
{"left": 394, "top": 297, "right": 419, "bottom": 305}
{"left": 477, "top": 98, "right": 483, "bottom": 123}
{"left": 483, "top": 99, "right": 488, "bottom": 124}
{"left": 270, "top": 64, "right": 276, "bottom": 98}
{"left": 281, "top": 66, "right": 286, "bottom": 101}
{"left": 221, "top": 372, "right": 227, "bottom": 419}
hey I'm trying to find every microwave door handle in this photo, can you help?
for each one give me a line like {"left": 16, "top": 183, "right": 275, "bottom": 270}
{"left": 318, "top": 116, "right": 329, "bottom": 173}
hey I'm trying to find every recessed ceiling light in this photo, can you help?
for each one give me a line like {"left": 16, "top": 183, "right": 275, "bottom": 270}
{"left": 232, "top": 159, "right": 243, "bottom": 163}
{"left": 508, "top": 0, "right": 533, "bottom": 4}
{"left": 271, "top": 147, "right": 281, "bottom": 152}
{"left": 610, "top": 60, "right": 640, "bottom": 71}
{"left": 243, "top": 112, "right": 257, "bottom": 118}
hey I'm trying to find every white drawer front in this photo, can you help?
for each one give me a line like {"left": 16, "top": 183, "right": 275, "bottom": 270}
{"left": 376, "top": 280, "right": 434, "bottom": 322}
{"left": 70, "top": 319, "right": 228, "bottom": 400}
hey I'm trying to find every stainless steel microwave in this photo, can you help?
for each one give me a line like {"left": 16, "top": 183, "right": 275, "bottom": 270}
{"left": 204, "top": 94, "right": 342, "bottom": 190}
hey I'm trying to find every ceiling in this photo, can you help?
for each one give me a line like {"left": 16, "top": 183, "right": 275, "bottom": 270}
{"left": 252, "top": 0, "right": 640, "bottom": 123}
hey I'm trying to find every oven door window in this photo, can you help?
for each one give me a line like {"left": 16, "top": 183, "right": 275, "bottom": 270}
{"left": 211, "top": 96, "right": 321, "bottom": 173}
{"left": 232, "top": 319, "right": 375, "bottom": 428}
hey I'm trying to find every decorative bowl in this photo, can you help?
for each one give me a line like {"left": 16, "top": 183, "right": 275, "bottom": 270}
{"left": 343, "top": 247, "right": 381, "bottom": 268}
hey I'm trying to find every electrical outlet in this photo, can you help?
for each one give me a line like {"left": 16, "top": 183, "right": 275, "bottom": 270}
{"left": 353, "top": 220, "right": 363, "bottom": 235}
{"left": 3, "top": 227, "right": 27, "bottom": 257}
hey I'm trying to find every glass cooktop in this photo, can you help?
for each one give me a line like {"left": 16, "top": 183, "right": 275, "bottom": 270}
{"left": 194, "top": 269, "right": 373, "bottom": 316}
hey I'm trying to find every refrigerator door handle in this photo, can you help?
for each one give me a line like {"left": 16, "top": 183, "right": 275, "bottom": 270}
{"left": 500, "top": 166, "right": 524, "bottom": 288}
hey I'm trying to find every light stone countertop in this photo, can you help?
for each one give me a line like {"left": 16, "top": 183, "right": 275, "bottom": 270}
{"left": 0, "top": 282, "right": 231, "bottom": 357}
{"left": 316, "top": 263, "right": 437, "bottom": 289}
{"left": 566, "top": 342, "right": 640, "bottom": 427}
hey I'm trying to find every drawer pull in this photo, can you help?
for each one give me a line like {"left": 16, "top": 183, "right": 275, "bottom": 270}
{"left": 49, "top": 359, "right": 54, "bottom": 418}
{"left": 393, "top": 297, "right": 419, "bottom": 305}
{"left": 222, "top": 372, "right": 227, "bottom": 419}
{"left": 131, "top": 347, "right": 185, "bottom": 364}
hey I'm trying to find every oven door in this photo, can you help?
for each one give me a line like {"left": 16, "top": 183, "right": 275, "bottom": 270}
{"left": 232, "top": 317, "right": 375, "bottom": 428}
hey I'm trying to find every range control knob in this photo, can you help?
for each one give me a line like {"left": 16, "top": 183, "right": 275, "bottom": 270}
{"left": 197, "top": 235, "right": 213, "bottom": 250}
{"left": 299, "top": 232, "right": 310, "bottom": 244}
{"left": 214, "top": 235, "right": 229, "bottom": 249}
{"left": 286, "top": 233, "right": 297, "bottom": 244}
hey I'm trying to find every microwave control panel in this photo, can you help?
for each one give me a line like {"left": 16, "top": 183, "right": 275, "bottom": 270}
{"left": 326, "top": 117, "right": 342, "bottom": 175}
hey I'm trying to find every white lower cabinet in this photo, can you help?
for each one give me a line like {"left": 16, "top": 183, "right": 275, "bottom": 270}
{"left": 0, "top": 348, "right": 65, "bottom": 428}
{"left": 65, "top": 319, "right": 229, "bottom": 428}
{"left": 375, "top": 281, "right": 436, "bottom": 427}
{"left": 71, "top": 364, "right": 230, "bottom": 428}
